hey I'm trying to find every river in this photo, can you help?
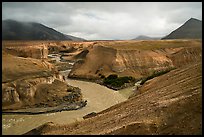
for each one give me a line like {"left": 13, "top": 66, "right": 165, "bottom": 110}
{"left": 2, "top": 54, "right": 128, "bottom": 135}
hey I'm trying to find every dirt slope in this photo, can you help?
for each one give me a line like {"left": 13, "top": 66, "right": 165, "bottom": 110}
{"left": 25, "top": 61, "right": 202, "bottom": 135}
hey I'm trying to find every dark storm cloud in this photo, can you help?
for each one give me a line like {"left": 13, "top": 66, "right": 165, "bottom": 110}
{"left": 2, "top": 2, "right": 202, "bottom": 40}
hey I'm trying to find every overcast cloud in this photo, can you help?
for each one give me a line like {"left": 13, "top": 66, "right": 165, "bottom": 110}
{"left": 2, "top": 2, "right": 202, "bottom": 40}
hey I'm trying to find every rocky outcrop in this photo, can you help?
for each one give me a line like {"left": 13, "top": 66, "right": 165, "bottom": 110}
{"left": 2, "top": 74, "right": 87, "bottom": 111}
{"left": 2, "top": 75, "right": 61, "bottom": 110}
{"left": 5, "top": 44, "right": 48, "bottom": 59}
{"left": 2, "top": 86, "right": 20, "bottom": 104}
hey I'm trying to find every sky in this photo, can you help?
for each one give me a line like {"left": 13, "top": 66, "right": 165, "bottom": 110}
{"left": 2, "top": 2, "right": 202, "bottom": 40}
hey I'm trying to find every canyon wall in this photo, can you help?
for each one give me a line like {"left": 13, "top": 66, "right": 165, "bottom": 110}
{"left": 112, "top": 49, "right": 174, "bottom": 77}
{"left": 69, "top": 45, "right": 117, "bottom": 79}
{"left": 69, "top": 40, "right": 202, "bottom": 79}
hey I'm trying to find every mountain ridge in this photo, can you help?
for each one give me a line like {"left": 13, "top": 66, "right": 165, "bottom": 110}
{"left": 162, "top": 18, "right": 202, "bottom": 39}
{"left": 2, "top": 19, "right": 86, "bottom": 41}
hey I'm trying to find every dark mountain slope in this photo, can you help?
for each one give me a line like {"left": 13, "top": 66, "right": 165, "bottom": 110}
{"left": 2, "top": 19, "right": 85, "bottom": 41}
{"left": 162, "top": 18, "right": 202, "bottom": 39}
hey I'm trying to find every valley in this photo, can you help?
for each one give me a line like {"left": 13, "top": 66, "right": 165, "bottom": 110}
{"left": 2, "top": 2, "right": 202, "bottom": 135}
{"left": 2, "top": 39, "right": 202, "bottom": 135}
{"left": 2, "top": 41, "right": 127, "bottom": 134}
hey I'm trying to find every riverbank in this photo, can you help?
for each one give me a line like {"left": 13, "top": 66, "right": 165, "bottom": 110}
{"left": 2, "top": 79, "right": 126, "bottom": 135}
{"left": 2, "top": 101, "right": 87, "bottom": 115}
{"left": 2, "top": 52, "right": 129, "bottom": 135}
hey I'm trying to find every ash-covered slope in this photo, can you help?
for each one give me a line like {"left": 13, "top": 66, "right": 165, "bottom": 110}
{"left": 162, "top": 18, "right": 202, "bottom": 39}
{"left": 2, "top": 19, "right": 85, "bottom": 41}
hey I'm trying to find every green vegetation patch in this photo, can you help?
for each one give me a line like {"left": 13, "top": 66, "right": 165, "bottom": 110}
{"left": 103, "top": 74, "right": 135, "bottom": 89}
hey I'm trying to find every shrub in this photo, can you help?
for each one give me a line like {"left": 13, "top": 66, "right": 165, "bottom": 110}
{"left": 107, "top": 74, "right": 118, "bottom": 79}
{"left": 103, "top": 74, "right": 134, "bottom": 88}
{"left": 100, "top": 74, "right": 105, "bottom": 79}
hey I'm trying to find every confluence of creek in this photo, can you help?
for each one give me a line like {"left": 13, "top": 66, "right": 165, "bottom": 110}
{"left": 2, "top": 53, "right": 133, "bottom": 135}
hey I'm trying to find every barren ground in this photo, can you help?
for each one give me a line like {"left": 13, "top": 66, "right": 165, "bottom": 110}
{"left": 26, "top": 61, "right": 202, "bottom": 135}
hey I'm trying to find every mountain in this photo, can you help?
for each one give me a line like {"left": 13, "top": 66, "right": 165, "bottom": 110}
{"left": 162, "top": 18, "right": 202, "bottom": 39}
{"left": 132, "top": 35, "right": 161, "bottom": 40}
{"left": 2, "top": 19, "right": 86, "bottom": 41}
{"left": 64, "top": 34, "right": 86, "bottom": 41}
